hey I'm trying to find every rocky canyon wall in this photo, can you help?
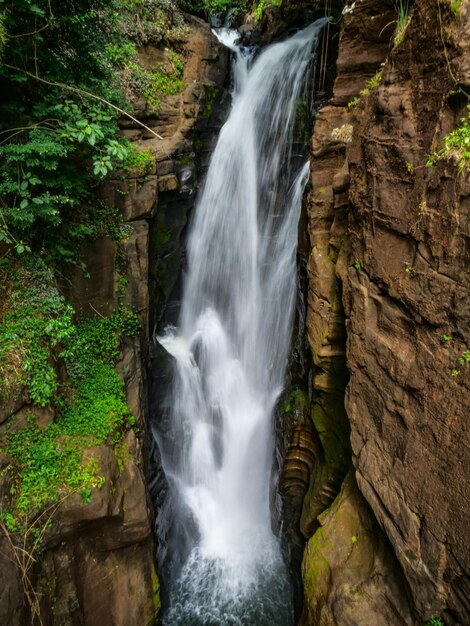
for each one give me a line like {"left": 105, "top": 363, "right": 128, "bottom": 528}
{"left": 0, "top": 16, "right": 228, "bottom": 626}
{"left": 295, "top": 1, "right": 470, "bottom": 624}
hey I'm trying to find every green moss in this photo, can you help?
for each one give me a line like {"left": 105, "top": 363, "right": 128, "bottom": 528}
{"left": 144, "top": 52, "right": 185, "bottom": 113}
{"left": 151, "top": 568, "right": 161, "bottom": 621}
{"left": 0, "top": 260, "right": 75, "bottom": 406}
{"left": 426, "top": 104, "right": 470, "bottom": 174}
{"left": 194, "top": 136, "right": 204, "bottom": 151}
{"left": 154, "top": 223, "right": 171, "bottom": 249}
{"left": 121, "top": 147, "right": 154, "bottom": 178}
{"left": 360, "top": 68, "right": 383, "bottom": 97}
{"left": 282, "top": 388, "right": 309, "bottom": 414}
{"left": 0, "top": 261, "right": 141, "bottom": 523}
{"left": 303, "top": 526, "right": 332, "bottom": 594}
{"left": 202, "top": 86, "right": 220, "bottom": 118}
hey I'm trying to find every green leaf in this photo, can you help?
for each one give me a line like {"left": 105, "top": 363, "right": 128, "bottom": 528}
{"left": 30, "top": 4, "right": 46, "bottom": 17}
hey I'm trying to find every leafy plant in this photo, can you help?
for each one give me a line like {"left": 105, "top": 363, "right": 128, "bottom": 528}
{"left": 348, "top": 96, "right": 360, "bottom": 110}
{"left": 144, "top": 52, "right": 185, "bottom": 112}
{"left": 255, "top": 0, "right": 282, "bottom": 22}
{"left": 458, "top": 350, "right": 470, "bottom": 365}
{"left": 425, "top": 618, "right": 445, "bottom": 626}
{"left": 0, "top": 257, "right": 142, "bottom": 518}
{"left": 121, "top": 147, "right": 155, "bottom": 177}
{"left": 426, "top": 104, "right": 470, "bottom": 174}
{"left": 394, "top": 0, "right": 410, "bottom": 46}
{"left": 0, "top": 260, "right": 75, "bottom": 406}
{"left": 360, "top": 69, "right": 383, "bottom": 97}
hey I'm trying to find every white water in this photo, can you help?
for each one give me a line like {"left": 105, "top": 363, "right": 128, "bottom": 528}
{"left": 157, "top": 20, "right": 326, "bottom": 625}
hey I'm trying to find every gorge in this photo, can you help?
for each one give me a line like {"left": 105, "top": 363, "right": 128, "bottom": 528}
{"left": 0, "top": 1, "right": 469, "bottom": 626}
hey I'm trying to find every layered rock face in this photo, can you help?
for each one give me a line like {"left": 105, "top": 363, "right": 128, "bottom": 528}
{"left": 344, "top": 2, "right": 470, "bottom": 622}
{"left": 298, "top": 0, "right": 470, "bottom": 624}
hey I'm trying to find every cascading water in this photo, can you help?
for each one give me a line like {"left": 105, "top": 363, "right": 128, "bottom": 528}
{"left": 155, "top": 19, "right": 327, "bottom": 625}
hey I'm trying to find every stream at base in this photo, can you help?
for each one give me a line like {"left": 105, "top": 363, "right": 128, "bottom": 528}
{"left": 155, "top": 19, "right": 327, "bottom": 625}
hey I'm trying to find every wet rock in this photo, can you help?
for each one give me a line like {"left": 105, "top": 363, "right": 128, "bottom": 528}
{"left": 300, "top": 472, "right": 414, "bottom": 626}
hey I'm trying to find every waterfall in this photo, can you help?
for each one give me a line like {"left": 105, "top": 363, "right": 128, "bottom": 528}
{"left": 155, "top": 19, "right": 327, "bottom": 625}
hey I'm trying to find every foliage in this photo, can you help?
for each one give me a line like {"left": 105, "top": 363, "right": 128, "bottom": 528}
{"left": 394, "top": 0, "right": 410, "bottom": 46}
{"left": 144, "top": 52, "right": 185, "bottom": 112}
{"left": 426, "top": 104, "right": 470, "bottom": 174}
{"left": 0, "top": 0, "right": 186, "bottom": 261}
{"left": 0, "top": 257, "right": 141, "bottom": 518}
{"left": 347, "top": 68, "right": 383, "bottom": 109}
{"left": 0, "top": 1, "right": 136, "bottom": 259}
{"left": 179, "top": 0, "right": 248, "bottom": 19}
{"left": 425, "top": 618, "right": 444, "bottom": 626}
{"left": 0, "top": 259, "right": 75, "bottom": 406}
{"left": 450, "top": 0, "right": 462, "bottom": 15}
{"left": 122, "top": 147, "right": 155, "bottom": 177}
{"left": 348, "top": 96, "right": 360, "bottom": 110}
{"left": 255, "top": 0, "right": 282, "bottom": 22}
{"left": 116, "top": 0, "right": 188, "bottom": 46}
{"left": 0, "top": 101, "right": 129, "bottom": 237}
{"left": 360, "top": 69, "right": 383, "bottom": 97}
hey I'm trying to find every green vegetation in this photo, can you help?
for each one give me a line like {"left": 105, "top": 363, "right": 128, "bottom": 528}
{"left": 348, "top": 96, "right": 360, "bottom": 110}
{"left": 394, "top": 0, "right": 410, "bottom": 46}
{"left": 180, "top": 0, "right": 248, "bottom": 19}
{"left": 347, "top": 68, "right": 383, "bottom": 109}
{"left": 122, "top": 146, "right": 155, "bottom": 177}
{"left": 255, "top": 0, "right": 282, "bottom": 22}
{"left": 458, "top": 349, "right": 470, "bottom": 365}
{"left": 360, "top": 68, "right": 383, "bottom": 97}
{"left": 426, "top": 104, "right": 470, "bottom": 174}
{"left": 425, "top": 618, "right": 445, "bottom": 626}
{"left": 0, "top": 1, "right": 167, "bottom": 615}
{"left": 0, "top": 0, "right": 186, "bottom": 262}
{"left": 0, "top": 259, "right": 141, "bottom": 521}
{"left": 145, "top": 51, "right": 185, "bottom": 112}
{"left": 450, "top": 0, "right": 463, "bottom": 15}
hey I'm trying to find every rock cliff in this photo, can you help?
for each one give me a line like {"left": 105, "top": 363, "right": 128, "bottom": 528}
{"left": 0, "top": 15, "right": 228, "bottom": 626}
{"left": 296, "top": 1, "right": 470, "bottom": 624}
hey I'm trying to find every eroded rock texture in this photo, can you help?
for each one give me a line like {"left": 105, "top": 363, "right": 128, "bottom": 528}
{"left": 299, "top": 0, "right": 470, "bottom": 624}
{"left": 343, "top": 2, "right": 470, "bottom": 622}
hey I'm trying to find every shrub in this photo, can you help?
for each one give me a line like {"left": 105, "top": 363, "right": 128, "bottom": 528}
{"left": 427, "top": 104, "right": 470, "bottom": 174}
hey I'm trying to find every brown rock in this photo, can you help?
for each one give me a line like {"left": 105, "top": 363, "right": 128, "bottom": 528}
{"left": 337, "top": 1, "right": 470, "bottom": 622}
{"left": 64, "top": 236, "right": 117, "bottom": 317}
{"left": 120, "top": 220, "right": 149, "bottom": 317}
{"left": 102, "top": 175, "right": 158, "bottom": 222}
{"left": 300, "top": 472, "right": 414, "bottom": 626}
